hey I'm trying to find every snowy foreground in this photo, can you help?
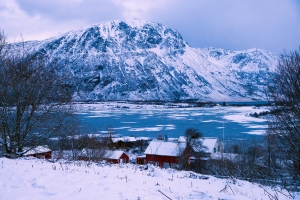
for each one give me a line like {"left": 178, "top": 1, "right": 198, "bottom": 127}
{"left": 0, "top": 158, "right": 297, "bottom": 200}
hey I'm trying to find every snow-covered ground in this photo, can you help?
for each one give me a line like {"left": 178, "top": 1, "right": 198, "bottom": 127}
{"left": 0, "top": 157, "right": 296, "bottom": 200}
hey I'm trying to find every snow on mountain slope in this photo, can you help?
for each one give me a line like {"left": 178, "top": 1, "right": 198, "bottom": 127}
{"left": 22, "top": 19, "right": 278, "bottom": 101}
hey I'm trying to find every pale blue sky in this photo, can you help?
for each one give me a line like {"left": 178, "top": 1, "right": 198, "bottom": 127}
{"left": 1, "top": 0, "right": 299, "bottom": 53}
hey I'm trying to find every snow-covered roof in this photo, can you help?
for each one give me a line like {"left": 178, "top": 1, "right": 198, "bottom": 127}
{"left": 201, "top": 138, "right": 219, "bottom": 153}
{"left": 144, "top": 140, "right": 186, "bottom": 156}
{"left": 178, "top": 136, "right": 186, "bottom": 143}
{"left": 176, "top": 136, "right": 220, "bottom": 153}
{"left": 105, "top": 150, "right": 128, "bottom": 160}
{"left": 112, "top": 137, "right": 136, "bottom": 143}
{"left": 23, "top": 145, "right": 52, "bottom": 155}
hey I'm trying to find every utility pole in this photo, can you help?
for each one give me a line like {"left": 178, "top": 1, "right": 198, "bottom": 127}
{"left": 222, "top": 117, "right": 225, "bottom": 162}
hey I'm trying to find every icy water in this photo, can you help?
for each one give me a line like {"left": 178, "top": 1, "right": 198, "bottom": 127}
{"left": 77, "top": 106, "right": 268, "bottom": 141}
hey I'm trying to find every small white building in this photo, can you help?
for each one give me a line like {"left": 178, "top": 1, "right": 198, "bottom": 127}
{"left": 177, "top": 136, "right": 223, "bottom": 158}
{"left": 201, "top": 137, "right": 223, "bottom": 156}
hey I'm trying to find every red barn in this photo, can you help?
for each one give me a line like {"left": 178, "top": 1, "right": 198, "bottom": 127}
{"left": 144, "top": 140, "right": 186, "bottom": 168}
{"left": 23, "top": 145, "right": 52, "bottom": 159}
{"left": 104, "top": 150, "right": 129, "bottom": 164}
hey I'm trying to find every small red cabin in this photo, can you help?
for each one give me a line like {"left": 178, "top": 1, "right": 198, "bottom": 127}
{"left": 23, "top": 145, "right": 52, "bottom": 159}
{"left": 144, "top": 140, "right": 186, "bottom": 168}
{"left": 105, "top": 150, "right": 129, "bottom": 164}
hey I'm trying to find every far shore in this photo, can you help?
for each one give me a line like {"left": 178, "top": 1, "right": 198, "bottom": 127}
{"left": 72, "top": 101, "right": 271, "bottom": 112}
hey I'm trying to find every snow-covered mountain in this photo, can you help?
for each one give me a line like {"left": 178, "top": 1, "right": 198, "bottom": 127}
{"left": 25, "top": 19, "right": 278, "bottom": 101}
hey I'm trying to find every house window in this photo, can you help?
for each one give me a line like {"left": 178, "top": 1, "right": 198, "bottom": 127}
{"left": 148, "top": 161, "right": 159, "bottom": 166}
{"left": 214, "top": 147, "right": 216, "bottom": 153}
{"left": 218, "top": 146, "right": 220, "bottom": 152}
{"left": 163, "top": 162, "right": 170, "bottom": 169}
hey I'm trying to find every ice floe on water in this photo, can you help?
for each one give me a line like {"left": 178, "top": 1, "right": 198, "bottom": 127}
{"left": 243, "top": 130, "right": 267, "bottom": 135}
{"left": 75, "top": 103, "right": 271, "bottom": 138}
{"left": 224, "top": 114, "right": 266, "bottom": 123}
{"left": 128, "top": 127, "right": 163, "bottom": 132}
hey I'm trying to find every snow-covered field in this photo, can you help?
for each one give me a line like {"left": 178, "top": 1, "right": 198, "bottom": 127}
{"left": 0, "top": 157, "right": 296, "bottom": 200}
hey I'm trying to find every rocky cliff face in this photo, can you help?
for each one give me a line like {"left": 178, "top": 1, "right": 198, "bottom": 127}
{"left": 24, "top": 19, "right": 278, "bottom": 101}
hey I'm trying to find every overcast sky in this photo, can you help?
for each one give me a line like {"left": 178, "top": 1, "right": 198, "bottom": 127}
{"left": 1, "top": 0, "right": 300, "bottom": 53}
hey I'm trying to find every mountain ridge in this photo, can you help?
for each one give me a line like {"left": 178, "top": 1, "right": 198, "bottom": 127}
{"left": 20, "top": 19, "right": 278, "bottom": 101}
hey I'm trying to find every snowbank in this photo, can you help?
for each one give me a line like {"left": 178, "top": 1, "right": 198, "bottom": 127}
{"left": 0, "top": 158, "right": 296, "bottom": 200}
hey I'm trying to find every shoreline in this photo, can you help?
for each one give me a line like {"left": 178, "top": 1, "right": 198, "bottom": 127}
{"left": 72, "top": 101, "right": 270, "bottom": 112}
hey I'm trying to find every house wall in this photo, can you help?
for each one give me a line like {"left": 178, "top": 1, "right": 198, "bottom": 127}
{"left": 26, "top": 151, "right": 52, "bottom": 159}
{"left": 119, "top": 153, "right": 129, "bottom": 163}
{"left": 212, "top": 140, "right": 223, "bottom": 154}
{"left": 107, "top": 153, "right": 129, "bottom": 164}
{"left": 146, "top": 154, "right": 179, "bottom": 168}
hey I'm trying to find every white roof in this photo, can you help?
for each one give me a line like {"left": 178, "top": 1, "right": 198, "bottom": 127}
{"left": 112, "top": 137, "right": 136, "bottom": 143}
{"left": 105, "top": 150, "right": 127, "bottom": 160}
{"left": 176, "top": 136, "right": 220, "bottom": 153}
{"left": 201, "top": 138, "right": 219, "bottom": 153}
{"left": 23, "top": 146, "right": 52, "bottom": 155}
{"left": 178, "top": 136, "right": 186, "bottom": 143}
{"left": 80, "top": 149, "right": 127, "bottom": 160}
{"left": 144, "top": 140, "right": 186, "bottom": 156}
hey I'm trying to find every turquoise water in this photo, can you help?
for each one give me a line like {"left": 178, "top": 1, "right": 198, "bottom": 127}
{"left": 77, "top": 106, "right": 268, "bottom": 141}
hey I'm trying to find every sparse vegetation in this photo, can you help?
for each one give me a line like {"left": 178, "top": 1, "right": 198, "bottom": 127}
{"left": 0, "top": 30, "right": 75, "bottom": 156}
{"left": 267, "top": 48, "right": 300, "bottom": 192}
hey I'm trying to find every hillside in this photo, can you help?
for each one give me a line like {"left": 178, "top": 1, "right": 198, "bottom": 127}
{"left": 21, "top": 19, "right": 278, "bottom": 101}
{"left": 0, "top": 158, "right": 294, "bottom": 200}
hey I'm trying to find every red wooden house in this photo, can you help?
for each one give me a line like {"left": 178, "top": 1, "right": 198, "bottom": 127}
{"left": 144, "top": 137, "right": 224, "bottom": 168}
{"left": 105, "top": 150, "right": 129, "bottom": 164}
{"left": 23, "top": 145, "right": 52, "bottom": 159}
{"left": 144, "top": 140, "right": 186, "bottom": 168}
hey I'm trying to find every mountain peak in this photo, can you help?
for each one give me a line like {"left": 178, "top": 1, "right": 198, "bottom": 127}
{"left": 23, "top": 20, "right": 278, "bottom": 101}
{"left": 41, "top": 19, "right": 187, "bottom": 56}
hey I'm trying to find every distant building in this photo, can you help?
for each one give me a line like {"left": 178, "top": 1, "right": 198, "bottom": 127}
{"left": 78, "top": 149, "right": 129, "bottom": 164}
{"left": 104, "top": 150, "right": 129, "bottom": 164}
{"left": 177, "top": 136, "right": 223, "bottom": 158}
{"left": 136, "top": 155, "right": 146, "bottom": 164}
{"left": 199, "top": 137, "right": 223, "bottom": 158}
{"left": 144, "top": 140, "right": 186, "bottom": 168}
{"left": 23, "top": 145, "right": 52, "bottom": 159}
{"left": 111, "top": 137, "right": 136, "bottom": 149}
{"left": 144, "top": 136, "right": 224, "bottom": 168}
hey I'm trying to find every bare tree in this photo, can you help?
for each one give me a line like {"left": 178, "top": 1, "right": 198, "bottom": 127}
{"left": 0, "top": 31, "right": 74, "bottom": 156}
{"left": 0, "top": 30, "right": 6, "bottom": 60}
{"left": 177, "top": 128, "right": 204, "bottom": 170}
{"left": 267, "top": 48, "right": 300, "bottom": 191}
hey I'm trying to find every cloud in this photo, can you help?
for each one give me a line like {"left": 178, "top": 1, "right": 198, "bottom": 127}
{"left": 1, "top": 0, "right": 123, "bottom": 41}
{"left": 0, "top": 0, "right": 299, "bottom": 53}
{"left": 112, "top": 0, "right": 167, "bottom": 19}
{"left": 145, "top": 0, "right": 300, "bottom": 53}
